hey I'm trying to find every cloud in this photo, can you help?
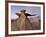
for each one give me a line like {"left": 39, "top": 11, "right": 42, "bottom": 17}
{"left": 11, "top": 14, "right": 18, "bottom": 19}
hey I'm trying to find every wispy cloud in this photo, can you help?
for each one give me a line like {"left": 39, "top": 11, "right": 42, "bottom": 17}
{"left": 11, "top": 6, "right": 41, "bottom": 19}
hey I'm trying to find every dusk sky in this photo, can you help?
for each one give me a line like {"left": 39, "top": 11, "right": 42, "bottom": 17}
{"left": 11, "top": 5, "right": 41, "bottom": 19}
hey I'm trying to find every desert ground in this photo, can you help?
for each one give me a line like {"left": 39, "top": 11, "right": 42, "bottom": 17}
{"left": 11, "top": 17, "right": 41, "bottom": 31}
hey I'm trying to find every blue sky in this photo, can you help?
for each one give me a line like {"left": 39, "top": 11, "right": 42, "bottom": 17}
{"left": 11, "top": 5, "right": 41, "bottom": 19}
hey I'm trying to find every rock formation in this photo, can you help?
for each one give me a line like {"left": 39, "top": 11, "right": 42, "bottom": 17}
{"left": 12, "top": 10, "right": 35, "bottom": 30}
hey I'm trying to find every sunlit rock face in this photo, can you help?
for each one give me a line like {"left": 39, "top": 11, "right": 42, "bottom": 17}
{"left": 11, "top": 10, "right": 40, "bottom": 31}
